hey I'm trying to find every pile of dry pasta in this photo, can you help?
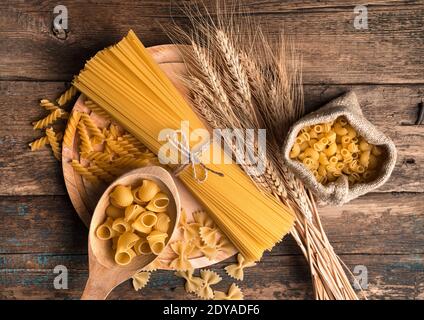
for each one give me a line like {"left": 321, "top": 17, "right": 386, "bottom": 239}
{"left": 96, "top": 182, "right": 172, "bottom": 265}
{"left": 29, "top": 86, "right": 78, "bottom": 158}
{"left": 290, "top": 116, "right": 382, "bottom": 185}
{"left": 30, "top": 91, "right": 254, "bottom": 300}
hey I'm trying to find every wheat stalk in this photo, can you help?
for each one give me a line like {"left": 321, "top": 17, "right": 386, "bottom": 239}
{"left": 168, "top": 2, "right": 361, "bottom": 299}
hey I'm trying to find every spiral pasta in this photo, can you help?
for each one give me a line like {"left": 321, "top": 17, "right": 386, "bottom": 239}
{"left": 57, "top": 86, "right": 78, "bottom": 107}
{"left": 29, "top": 135, "right": 49, "bottom": 151}
{"left": 46, "top": 128, "right": 63, "bottom": 161}
{"left": 63, "top": 111, "right": 81, "bottom": 148}
{"left": 80, "top": 113, "right": 105, "bottom": 142}
{"left": 33, "top": 108, "right": 68, "bottom": 130}
{"left": 70, "top": 160, "right": 98, "bottom": 183}
{"left": 77, "top": 121, "right": 93, "bottom": 154}
{"left": 84, "top": 99, "right": 110, "bottom": 119}
{"left": 39, "top": 99, "right": 59, "bottom": 111}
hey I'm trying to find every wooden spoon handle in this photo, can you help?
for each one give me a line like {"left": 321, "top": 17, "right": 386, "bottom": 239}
{"left": 81, "top": 275, "right": 114, "bottom": 300}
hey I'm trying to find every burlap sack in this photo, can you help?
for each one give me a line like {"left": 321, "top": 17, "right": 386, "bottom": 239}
{"left": 283, "top": 91, "right": 397, "bottom": 205}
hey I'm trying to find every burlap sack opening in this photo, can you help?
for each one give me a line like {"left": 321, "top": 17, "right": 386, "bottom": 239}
{"left": 283, "top": 91, "right": 397, "bottom": 206}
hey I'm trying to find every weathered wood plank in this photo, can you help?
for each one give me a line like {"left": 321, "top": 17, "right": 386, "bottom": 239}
{"left": 1, "top": 252, "right": 422, "bottom": 299}
{"left": 1, "top": 193, "right": 422, "bottom": 255}
{"left": 1, "top": 81, "right": 422, "bottom": 195}
{"left": 0, "top": 1, "right": 423, "bottom": 83}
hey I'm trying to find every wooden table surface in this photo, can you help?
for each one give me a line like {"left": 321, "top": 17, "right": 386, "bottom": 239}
{"left": 1, "top": 0, "right": 423, "bottom": 300}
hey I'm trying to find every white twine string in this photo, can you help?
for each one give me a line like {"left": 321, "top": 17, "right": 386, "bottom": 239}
{"left": 166, "top": 129, "right": 224, "bottom": 183}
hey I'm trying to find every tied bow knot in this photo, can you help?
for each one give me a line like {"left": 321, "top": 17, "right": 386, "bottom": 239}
{"left": 166, "top": 129, "right": 224, "bottom": 183}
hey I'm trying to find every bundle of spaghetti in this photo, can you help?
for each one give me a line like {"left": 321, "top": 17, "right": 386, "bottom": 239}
{"left": 73, "top": 30, "right": 294, "bottom": 261}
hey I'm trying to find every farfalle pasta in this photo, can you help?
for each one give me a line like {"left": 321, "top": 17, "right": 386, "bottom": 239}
{"left": 132, "top": 271, "right": 151, "bottom": 291}
{"left": 169, "top": 241, "right": 194, "bottom": 271}
{"left": 214, "top": 283, "right": 244, "bottom": 300}
{"left": 175, "top": 269, "right": 204, "bottom": 294}
{"left": 179, "top": 209, "right": 201, "bottom": 241}
{"left": 225, "top": 254, "right": 256, "bottom": 281}
{"left": 197, "top": 270, "right": 222, "bottom": 300}
{"left": 95, "top": 181, "right": 171, "bottom": 266}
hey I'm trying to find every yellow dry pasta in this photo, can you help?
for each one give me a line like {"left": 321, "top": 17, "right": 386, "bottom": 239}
{"left": 87, "top": 164, "right": 114, "bottom": 183}
{"left": 45, "top": 128, "right": 62, "bottom": 161}
{"left": 200, "top": 237, "right": 234, "bottom": 261}
{"left": 155, "top": 212, "right": 171, "bottom": 233}
{"left": 70, "top": 160, "right": 98, "bottom": 182}
{"left": 84, "top": 151, "right": 111, "bottom": 162}
{"left": 193, "top": 210, "right": 215, "bottom": 228}
{"left": 132, "top": 271, "right": 151, "bottom": 291}
{"left": 57, "top": 86, "right": 78, "bottom": 107}
{"left": 199, "top": 226, "right": 219, "bottom": 247}
{"left": 179, "top": 209, "right": 201, "bottom": 241}
{"left": 169, "top": 241, "right": 194, "bottom": 271}
{"left": 105, "top": 205, "right": 124, "bottom": 219}
{"left": 135, "top": 179, "right": 161, "bottom": 202}
{"left": 134, "top": 237, "right": 151, "bottom": 255}
{"left": 116, "top": 231, "right": 140, "bottom": 253}
{"left": 112, "top": 218, "right": 132, "bottom": 234}
{"left": 115, "top": 248, "right": 136, "bottom": 266}
{"left": 73, "top": 30, "right": 295, "bottom": 261}
{"left": 132, "top": 211, "right": 157, "bottom": 234}
{"left": 63, "top": 111, "right": 81, "bottom": 148}
{"left": 109, "top": 185, "right": 133, "bottom": 208}
{"left": 290, "top": 116, "right": 382, "bottom": 185}
{"left": 96, "top": 217, "right": 116, "bottom": 240}
{"left": 197, "top": 270, "right": 222, "bottom": 300}
{"left": 146, "top": 230, "right": 168, "bottom": 255}
{"left": 80, "top": 113, "right": 105, "bottom": 142}
{"left": 29, "top": 135, "right": 49, "bottom": 151}
{"left": 145, "top": 192, "right": 169, "bottom": 212}
{"left": 77, "top": 121, "right": 93, "bottom": 154}
{"left": 175, "top": 269, "right": 204, "bottom": 294}
{"left": 124, "top": 204, "right": 144, "bottom": 222}
{"left": 84, "top": 99, "right": 110, "bottom": 118}
{"left": 225, "top": 254, "right": 256, "bottom": 281}
{"left": 39, "top": 99, "right": 59, "bottom": 111}
{"left": 33, "top": 108, "right": 68, "bottom": 130}
{"left": 214, "top": 283, "right": 244, "bottom": 300}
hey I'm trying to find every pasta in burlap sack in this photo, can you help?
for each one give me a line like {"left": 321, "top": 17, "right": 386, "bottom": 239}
{"left": 283, "top": 91, "right": 397, "bottom": 205}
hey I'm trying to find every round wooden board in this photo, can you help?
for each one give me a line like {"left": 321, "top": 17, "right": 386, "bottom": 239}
{"left": 62, "top": 44, "right": 237, "bottom": 270}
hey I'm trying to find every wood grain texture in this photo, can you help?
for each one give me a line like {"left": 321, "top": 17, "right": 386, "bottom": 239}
{"left": 0, "top": 0, "right": 423, "bottom": 300}
{"left": 0, "top": 1, "right": 423, "bottom": 83}
{"left": 1, "top": 193, "right": 422, "bottom": 256}
{"left": 1, "top": 81, "right": 422, "bottom": 196}
{"left": 1, "top": 252, "right": 423, "bottom": 300}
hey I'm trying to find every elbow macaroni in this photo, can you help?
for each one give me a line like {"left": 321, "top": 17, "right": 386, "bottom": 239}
{"left": 290, "top": 116, "right": 382, "bottom": 185}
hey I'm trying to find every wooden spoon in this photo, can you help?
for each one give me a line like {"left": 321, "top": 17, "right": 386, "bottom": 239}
{"left": 81, "top": 166, "right": 181, "bottom": 300}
